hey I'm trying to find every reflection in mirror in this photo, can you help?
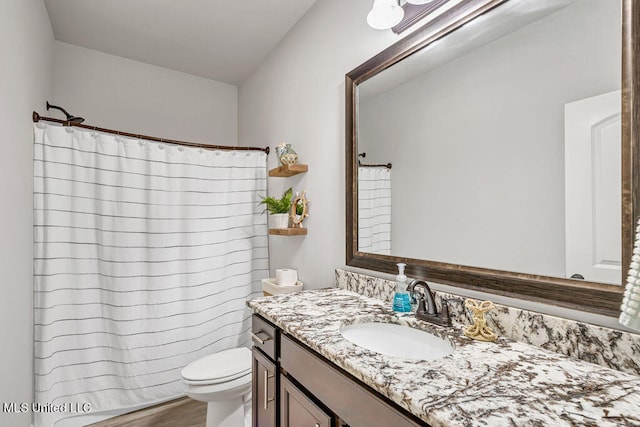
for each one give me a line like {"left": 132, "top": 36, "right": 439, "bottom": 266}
{"left": 357, "top": 0, "right": 622, "bottom": 284}
{"left": 358, "top": 157, "right": 392, "bottom": 255}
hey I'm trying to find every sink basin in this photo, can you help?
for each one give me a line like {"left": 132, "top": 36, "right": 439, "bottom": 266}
{"left": 340, "top": 322, "right": 454, "bottom": 361}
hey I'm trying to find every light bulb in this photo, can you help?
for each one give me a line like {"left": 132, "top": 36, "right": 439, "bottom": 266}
{"left": 367, "top": 0, "right": 405, "bottom": 30}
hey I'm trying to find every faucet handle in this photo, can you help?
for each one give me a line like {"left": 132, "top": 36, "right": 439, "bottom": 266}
{"left": 440, "top": 300, "right": 450, "bottom": 322}
{"left": 416, "top": 294, "right": 427, "bottom": 314}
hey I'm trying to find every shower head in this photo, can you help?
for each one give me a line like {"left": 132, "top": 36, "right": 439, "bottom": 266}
{"left": 46, "top": 102, "right": 85, "bottom": 125}
{"left": 67, "top": 116, "right": 85, "bottom": 124}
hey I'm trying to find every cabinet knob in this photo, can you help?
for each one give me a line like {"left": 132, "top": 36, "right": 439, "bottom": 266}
{"left": 315, "top": 423, "right": 320, "bottom": 427}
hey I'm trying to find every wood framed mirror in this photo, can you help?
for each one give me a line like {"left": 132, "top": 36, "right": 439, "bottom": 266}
{"left": 346, "top": 0, "right": 639, "bottom": 317}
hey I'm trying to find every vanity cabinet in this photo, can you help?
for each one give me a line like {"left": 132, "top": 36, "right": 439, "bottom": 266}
{"left": 280, "top": 335, "right": 423, "bottom": 427}
{"left": 251, "top": 314, "right": 428, "bottom": 427}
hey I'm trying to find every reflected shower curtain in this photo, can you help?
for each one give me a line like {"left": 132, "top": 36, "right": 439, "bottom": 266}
{"left": 33, "top": 123, "right": 268, "bottom": 426}
{"left": 358, "top": 166, "right": 391, "bottom": 255}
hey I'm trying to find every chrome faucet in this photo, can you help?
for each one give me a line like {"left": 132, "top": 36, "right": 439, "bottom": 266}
{"left": 406, "top": 280, "right": 451, "bottom": 327}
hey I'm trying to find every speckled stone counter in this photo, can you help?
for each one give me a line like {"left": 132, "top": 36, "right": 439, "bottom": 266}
{"left": 336, "top": 269, "right": 640, "bottom": 377}
{"left": 248, "top": 288, "right": 640, "bottom": 427}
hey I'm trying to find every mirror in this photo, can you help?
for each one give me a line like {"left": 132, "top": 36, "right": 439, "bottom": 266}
{"left": 346, "top": 0, "right": 639, "bottom": 316}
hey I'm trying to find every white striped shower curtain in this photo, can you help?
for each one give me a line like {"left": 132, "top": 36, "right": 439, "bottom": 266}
{"left": 358, "top": 166, "right": 391, "bottom": 255}
{"left": 33, "top": 123, "right": 268, "bottom": 427}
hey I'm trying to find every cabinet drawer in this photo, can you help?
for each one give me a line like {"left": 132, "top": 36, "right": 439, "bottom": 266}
{"left": 281, "top": 334, "right": 425, "bottom": 427}
{"left": 251, "top": 314, "right": 278, "bottom": 360}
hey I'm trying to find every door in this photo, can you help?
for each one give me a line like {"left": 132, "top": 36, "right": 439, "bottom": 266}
{"left": 252, "top": 348, "right": 276, "bottom": 427}
{"left": 564, "top": 90, "right": 621, "bottom": 284}
{"left": 280, "top": 376, "right": 333, "bottom": 427}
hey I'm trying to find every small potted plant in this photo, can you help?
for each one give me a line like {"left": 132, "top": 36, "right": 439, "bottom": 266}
{"left": 259, "top": 187, "right": 293, "bottom": 229}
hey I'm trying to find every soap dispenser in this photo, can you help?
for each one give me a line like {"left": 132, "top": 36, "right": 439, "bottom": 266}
{"left": 392, "top": 263, "right": 412, "bottom": 313}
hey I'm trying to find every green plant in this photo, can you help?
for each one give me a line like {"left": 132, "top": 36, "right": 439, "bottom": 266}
{"left": 295, "top": 200, "right": 304, "bottom": 215}
{"left": 259, "top": 187, "right": 293, "bottom": 215}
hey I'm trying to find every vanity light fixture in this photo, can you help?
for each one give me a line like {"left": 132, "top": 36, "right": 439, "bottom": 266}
{"left": 367, "top": 0, "right": 438, "bottom": 30}
{"left": 367, "top": 0, "right": 405, "bottom": 30}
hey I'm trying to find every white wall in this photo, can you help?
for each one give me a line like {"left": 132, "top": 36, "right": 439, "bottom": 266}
{"left": 53, "top": 42, "right": 238, "bottom": 145}
{"left": 359, "top": 0, "right": 620, "bottom": 279}
{"left": 239, "top": 0, "right": 398, "bottom": 288}
{"left": 239, "top": 0, "right": 627, "bottom": 329}
{"left": 0, "top": 1, "right": 54, "bottom": 426}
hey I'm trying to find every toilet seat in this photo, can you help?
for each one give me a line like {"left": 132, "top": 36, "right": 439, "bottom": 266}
{"left": 182, "top": 347, "right": 252, "bottom": 386}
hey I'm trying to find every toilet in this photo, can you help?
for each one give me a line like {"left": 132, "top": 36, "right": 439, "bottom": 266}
{"left": 181, "top": 347, "right": 252, "bottom": 427}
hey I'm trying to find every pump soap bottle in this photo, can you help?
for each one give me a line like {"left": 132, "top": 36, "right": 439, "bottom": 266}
{"left": 392, "top": 263, "right": 412, "bottom": 313}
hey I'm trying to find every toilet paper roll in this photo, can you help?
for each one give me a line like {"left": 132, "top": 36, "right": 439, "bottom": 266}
{"left": 276, "top": 269, "right": 298, "bottom": 286}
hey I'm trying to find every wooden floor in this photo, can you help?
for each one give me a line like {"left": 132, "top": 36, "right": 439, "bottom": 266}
{"left": 87, "top": 397, "right": 206, "bottom": 427}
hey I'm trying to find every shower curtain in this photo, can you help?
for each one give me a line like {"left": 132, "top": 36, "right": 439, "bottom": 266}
{"left": 33, "top": 123, "right": 268, "bottom": 427}
{"left": 358, "top": 166, "right": 391, "bottom": 255}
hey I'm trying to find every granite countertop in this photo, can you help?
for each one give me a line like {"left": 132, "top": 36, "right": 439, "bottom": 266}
{"left": 247, "top": 288, "right": 640, "bottom": 427}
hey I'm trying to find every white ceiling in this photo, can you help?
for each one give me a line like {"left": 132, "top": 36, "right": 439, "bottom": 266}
{"left": 43, "top": 0, "right": 317, "bottom": 85}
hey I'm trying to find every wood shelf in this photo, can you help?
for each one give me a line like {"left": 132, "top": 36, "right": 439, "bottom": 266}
{"left": 269, "top": 164, "right": 308, "bottom": 177}
{"left": 269, "top": 228, "right": 308, "bottom": 236}
{"left": 267, "top": 163, "right": 309, "bottom": 236}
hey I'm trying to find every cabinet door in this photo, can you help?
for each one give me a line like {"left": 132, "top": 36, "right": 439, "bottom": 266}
{"left": 280, "top": 376, "right": 333, "bottom": 427}
{"left": 253, "top": 348, "right": 277, "bottom": 427}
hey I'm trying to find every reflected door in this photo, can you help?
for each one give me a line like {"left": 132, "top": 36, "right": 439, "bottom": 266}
{"left": 565, "top": 90, "right": 621, "bottom": 284}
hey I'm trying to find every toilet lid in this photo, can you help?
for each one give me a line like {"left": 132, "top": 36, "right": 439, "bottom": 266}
{"left": 182, "top": 347, "right": 251, "bottom": 384}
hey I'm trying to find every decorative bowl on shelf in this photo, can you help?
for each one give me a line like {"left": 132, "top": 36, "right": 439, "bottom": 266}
{"left": 275, "top": 142, "right": 299, "bottom": 166}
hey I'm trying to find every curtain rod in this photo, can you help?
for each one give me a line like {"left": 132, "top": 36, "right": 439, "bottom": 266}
{"left": 358, "top": 160, "right": 392, "bottom": 169}
{"left": 32, "top": 112, "right": 270, "bottom": 154}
